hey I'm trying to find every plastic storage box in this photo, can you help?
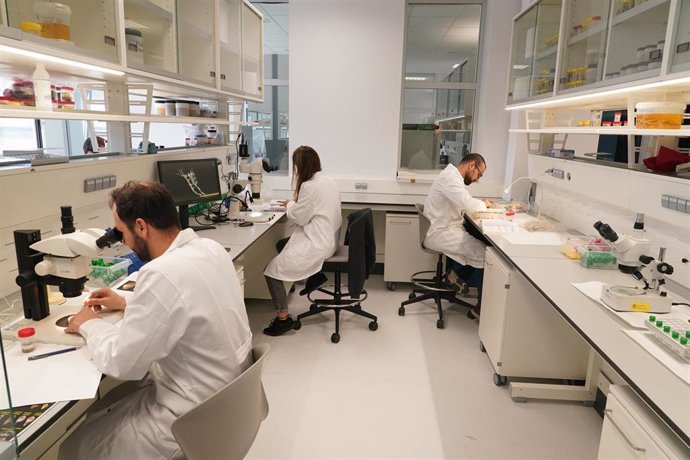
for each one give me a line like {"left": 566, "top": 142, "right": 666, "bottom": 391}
{"left": 576, "top": 239, "right": 617, "bottom": 269}
{"left": 561, "top": 237, "right": 587, "bottom": 259}
{"left": 90, "top": 257, "right": 131, "bottom": 287}
{"left": 635, "top": 102, "right": 686, "bottom": 129}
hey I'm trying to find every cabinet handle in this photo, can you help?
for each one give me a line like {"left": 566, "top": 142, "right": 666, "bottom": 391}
{"left": 210, "top": 71, "right": 216, "bottom": 77}
{"left": 604, "top": 409, "right": 646, "bottom": 452}
{"left": 389, "top": 221, "right": 411, "bottom": 225}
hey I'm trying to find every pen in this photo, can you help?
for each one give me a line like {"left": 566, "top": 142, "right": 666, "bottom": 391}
{"left": 27, "top": 347, "right": 78, "bottom": 361}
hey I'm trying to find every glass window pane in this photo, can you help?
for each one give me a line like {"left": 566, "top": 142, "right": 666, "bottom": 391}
{"left": 244, "top": 84, "right": 289, "bottom": 172}
{"left": 401, "top": 89, "right": 475, "bottom": 171}
{"left": 0, "top": 119, "right": 38, "bottom": 152}
{"left": 405, "top": 4, "right": 482, "bottom": 83}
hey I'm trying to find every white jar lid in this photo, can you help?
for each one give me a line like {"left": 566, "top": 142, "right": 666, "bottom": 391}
{"left": 635, "top": 102, "right": 686, "bottom": 113}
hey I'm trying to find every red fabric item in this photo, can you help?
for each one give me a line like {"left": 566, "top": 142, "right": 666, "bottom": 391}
{"left": 643, "top": 146, "right": 689, "bottom": 172}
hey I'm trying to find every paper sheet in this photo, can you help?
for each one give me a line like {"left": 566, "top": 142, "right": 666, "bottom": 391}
{"left": 0, "top": 342, "right": 101, "bottom": 409}
{"left": 572, "top": 281, "right": 690, "bottom": 329}
{"left": 623, "top": 330, "right": 690, "bottom": 385}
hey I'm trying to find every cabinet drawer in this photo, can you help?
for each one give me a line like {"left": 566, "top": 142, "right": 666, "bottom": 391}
{"left": 383, "top": 213, "right": 436, "bottom": 282}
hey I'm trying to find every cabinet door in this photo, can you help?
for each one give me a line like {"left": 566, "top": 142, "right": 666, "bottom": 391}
{"left": 531, "top": 0, "right": 562, "bottom": 98}
{"left": 383, "top": 214, "right": 437, "bottom": 283}
{"left": 477, "top": 248, "right": 511, "bottom": 368}
{"left": 508, "top": 3, "right": 539, "bottom": 103}
{"left": 219, "top": 0, "right": 242, "bottom": 92}
{"left": 559, "top": 0, "right": 612, "bottom": 92}
{"left": 123, "top": 0, "right": 177, "bottom": 74}
{"left": 177, "top": 0, "right": 215, "bottom": 85}
{"left": 605, "top": 0, "right": 671, "bottom": 82}
{"left": 3, "top": 0, "right": 120, "bottom": 62}
{"left": 241, "top": 1, "right": 263, "bottom": 97}
{"left": 671, "top": 0, "right": 690, "bottom": 73}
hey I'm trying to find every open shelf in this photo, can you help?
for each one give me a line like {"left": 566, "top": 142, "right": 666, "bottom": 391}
{"left": 510, "top": 127, "right": 690, "bottom": 136}
{"left": 0, "top": 107, "right": 231, "bottom": 124}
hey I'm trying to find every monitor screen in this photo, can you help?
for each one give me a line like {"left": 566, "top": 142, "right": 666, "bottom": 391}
{"left": 157, "top": 158, "right": 222, "bottom": 206}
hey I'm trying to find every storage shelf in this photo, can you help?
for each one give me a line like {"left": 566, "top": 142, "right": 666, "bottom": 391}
{"left": 535, "top": 45, "right": 558, "bottom": 61}
{"left": 611, "top": 0, "right": 668, "bottom": 27}
{"left": 567, "top": 22, "right": 606, "bottom": 47}
{"left": 0, "top": 107, "right": 230, "bottom": 124}
{"left": 125, "top": 0, "right": 174, "bottom": 20}
{"left": 510, "top": 127, "right": 690, "bottom": 136}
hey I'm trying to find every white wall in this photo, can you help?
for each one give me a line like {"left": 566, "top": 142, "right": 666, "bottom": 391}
{"left": 289, "top": 0, "right": 406, "bottom": 180}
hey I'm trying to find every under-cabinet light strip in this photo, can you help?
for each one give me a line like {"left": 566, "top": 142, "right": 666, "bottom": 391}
{"left": 0, "top": 45, "right": 125, "bottom": 76}
{"left": 506, "top": 75, "right": 690, "bottom": 111}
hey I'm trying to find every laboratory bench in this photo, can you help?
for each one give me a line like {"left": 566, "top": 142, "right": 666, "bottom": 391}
{"left": 0, "top": 211, "right": 285, "bottom": 459}
{"left": 464, "top": 212, "right": 690, "bottom": 453}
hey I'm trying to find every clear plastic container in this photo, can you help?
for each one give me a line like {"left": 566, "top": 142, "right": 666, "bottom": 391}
{"left": 576, "top": 239, "right": 617, "bottom": 269}
{"left": 34, "top": 1, "right": 71, "bottom": 41}
{"left": 125, "top": 28, "right": 144, "bottom": 65}
{"left": 175, "top": 100, "right": 190, "bottom": 117}
{"left": 561, "top": 237, "right": 587, "bottom": 259}
{"left": 165, "top": 99, "right": 176, "bottom": 116}
{"left": 189, "top": 101, "right": 201, "bottom": 117}
{"left": 635, "top": 102, "right": 686, "bottom": 129}
{"left": 17, "top": 327, "right": 36, "bottom": 353}
{"left": 20, "top": 22, "right": 42, "bottom": 36}
{"left": 90, "top": 257, "right": 132, "bottom": 287}
{"left": 154, "top": 100, "right": 166, "bottom": 116}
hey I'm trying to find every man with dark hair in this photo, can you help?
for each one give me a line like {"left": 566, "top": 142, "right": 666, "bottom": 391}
{"left": 60, "top": 180, "right": 252, "bottom": 460}
{"left": 423, "top": 153, "right": 492, "bottom": 319}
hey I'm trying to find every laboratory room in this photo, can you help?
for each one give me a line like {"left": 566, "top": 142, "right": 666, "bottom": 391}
{"left": 0, "top": 0, "right": 690, "bottom": 458}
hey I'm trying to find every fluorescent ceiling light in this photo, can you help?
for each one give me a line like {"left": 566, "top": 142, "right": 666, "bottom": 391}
{"left": 0, "top": 44, "right": 125, "bottom": 76}
{"left": 451, "top": 63, "right": 460, "bottom": 69}
{"left": 512, "top": 64, "right": 529, "bottom": 70}
{"left": 405, "top": 76, "right": 428, "bottom": 81}
{"left": 506, "top": 75, "right": 690, "bottom": 111}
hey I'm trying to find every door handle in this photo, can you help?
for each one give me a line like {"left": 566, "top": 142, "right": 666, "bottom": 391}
{"left": 604, "top": 409, "right": 646, "bottom": 453}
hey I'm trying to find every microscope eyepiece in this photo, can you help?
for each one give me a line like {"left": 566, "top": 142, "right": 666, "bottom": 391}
{"left": 96, "top": 228, "right": 123, "bottom": 248}
{"left": 593, "top": 221, "right": 618, "bottom": 242}
{"left": 60, "top": 205, "right": 75, "bottom": 234}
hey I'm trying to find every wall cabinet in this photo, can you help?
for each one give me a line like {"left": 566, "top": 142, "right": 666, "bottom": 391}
{"left": 508, "top": 0, "right": 685, "bottom": 105}
{"left": 0, "top": 0, "right": 263, "bottom": 101}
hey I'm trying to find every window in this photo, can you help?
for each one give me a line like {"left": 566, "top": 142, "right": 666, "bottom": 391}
{"left": 400, "top": 1, "right": 483, "bottom": 171}
{"left": 245, "top": 1, "right": 289, "bottom": 174}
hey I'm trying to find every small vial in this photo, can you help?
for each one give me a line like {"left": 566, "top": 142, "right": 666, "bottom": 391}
{"left": 18, "top": 327, "right": 36, "bottom": 353}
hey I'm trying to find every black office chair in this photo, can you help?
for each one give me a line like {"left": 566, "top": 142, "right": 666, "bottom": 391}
{"left": 399, "top": 203, "right": 475, "bottom": 329}
{"left": 294, "top": 208, "right": 378, "bottom": 343}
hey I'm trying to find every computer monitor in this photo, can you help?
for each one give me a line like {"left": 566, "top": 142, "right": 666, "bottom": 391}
{"left": 156, "top": 158, "right": 222, "bottom": 231}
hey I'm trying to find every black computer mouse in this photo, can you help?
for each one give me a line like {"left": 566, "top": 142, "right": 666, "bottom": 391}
{"left": 239, "top": 221, "right": 254, "bottom": 227}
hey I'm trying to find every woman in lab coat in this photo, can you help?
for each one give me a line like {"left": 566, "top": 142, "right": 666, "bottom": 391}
{"left": 263, "top": 146, "right": 342, "bottom": 336}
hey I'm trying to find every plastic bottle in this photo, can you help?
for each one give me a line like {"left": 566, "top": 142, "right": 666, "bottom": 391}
{"left": 18, "top": 327, "right": 36, "bottom": 353}
{"left": 33, "top": 63, "right": 52, "bottom": 110}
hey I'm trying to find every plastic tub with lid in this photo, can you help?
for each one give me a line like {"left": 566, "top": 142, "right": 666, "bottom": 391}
{"left": 125, "top": 28, "right": 144, "bottom": 65}
{"left": 34, "top": 1, "right": 71, "bottom": 40}
{"left": 635, "top": 102, "right": 686, "bottom": 129}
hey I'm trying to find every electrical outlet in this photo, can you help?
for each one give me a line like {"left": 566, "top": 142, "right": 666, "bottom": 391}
{"left": 661, "top": 194, "right": 690, "bottom": 214}
{"left": 550, "top": 168, "right": 565, "bottom": 179}
{"left": 84, "top": 178, "right": 96, "bottom": 193}
{"left": 355, "top": 182, "right": 368, "bottom": 190}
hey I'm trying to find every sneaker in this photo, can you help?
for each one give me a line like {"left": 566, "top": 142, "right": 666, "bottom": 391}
{"left": 468, "top": 307, "right": 481, "bottom": 320}
{"left": 447, "top": 270, "right": 468, "bottom": 295}
{"left": 263, "top": 315, "right": 295, "bottom": 336}
{"left": 299, "top": 272, "right": 328, "bottom": 296}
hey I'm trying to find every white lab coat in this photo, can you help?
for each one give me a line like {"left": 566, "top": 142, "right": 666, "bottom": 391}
{"left": 423, "top": 164, "right": 488, "bottom": 268}
{"left": 59, "top": 229, "right": 252, "bottom": 460}
{"left": 264, "top": 172, "right": 342, "bottom": 281}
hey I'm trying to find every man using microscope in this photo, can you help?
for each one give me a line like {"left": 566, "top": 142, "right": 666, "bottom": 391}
{"left": 423, "top": 153, "right": 493, "bottom": 319}
{"left": 59, "top": 181, "right": 252, "bottom": 460}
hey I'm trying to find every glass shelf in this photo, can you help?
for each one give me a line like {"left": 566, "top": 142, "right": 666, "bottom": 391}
{"left": 3, "top": 0, "right": 120, "bottom": 63}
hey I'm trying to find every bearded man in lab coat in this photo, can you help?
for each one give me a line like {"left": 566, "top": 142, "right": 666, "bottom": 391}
{"left": 59, "top": 180, "right": 252, "bottom": 460}
{"left": 423, "top": 153, "right": 492, "bottom": 319}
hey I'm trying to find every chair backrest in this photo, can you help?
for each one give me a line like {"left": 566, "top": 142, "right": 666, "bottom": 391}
{"left": 172, "top": 343, "right": 270, "bottom": 460}
{"left": 415, "top": 203, "right": 431, "bottom": 249}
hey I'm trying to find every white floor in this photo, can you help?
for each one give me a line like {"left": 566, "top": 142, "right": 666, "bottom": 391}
{"left": 246, "top": 275, "right": 603, "bottom": 459}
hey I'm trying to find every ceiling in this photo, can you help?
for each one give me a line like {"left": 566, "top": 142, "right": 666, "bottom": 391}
{"left": 251, "top": 2, "right": 482, "bottom": 81}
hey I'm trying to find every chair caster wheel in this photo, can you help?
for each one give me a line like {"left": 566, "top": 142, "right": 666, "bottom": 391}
{"left": 479, "top": 341, "right": 486, "bottom": 352}
{"left": 368, "top": 321, "right": 378, "bottom": 331}
{"left": 309, "top": 304, "right": 317, "bottom": 312}
{"left": 398, "top": 306, "right": 405, "bottom": 316}
{"left": 331, "top": 333, "right": 340, "bottom": 343}
{"left": 408, "top": 292, "right": 416, "bottom": 300}
{"left": 293, "top": 320, "right": 302, "bottom": 331}
{"left": 436, "top": 319, "right": 444, "bottom": 329}
{"left": 386, "top": 282, "right": 398, "bottom": 291}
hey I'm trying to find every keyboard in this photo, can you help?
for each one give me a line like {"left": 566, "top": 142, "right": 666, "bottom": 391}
{"left": 1, "top": 152, "right": 69, "bottom": 166}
